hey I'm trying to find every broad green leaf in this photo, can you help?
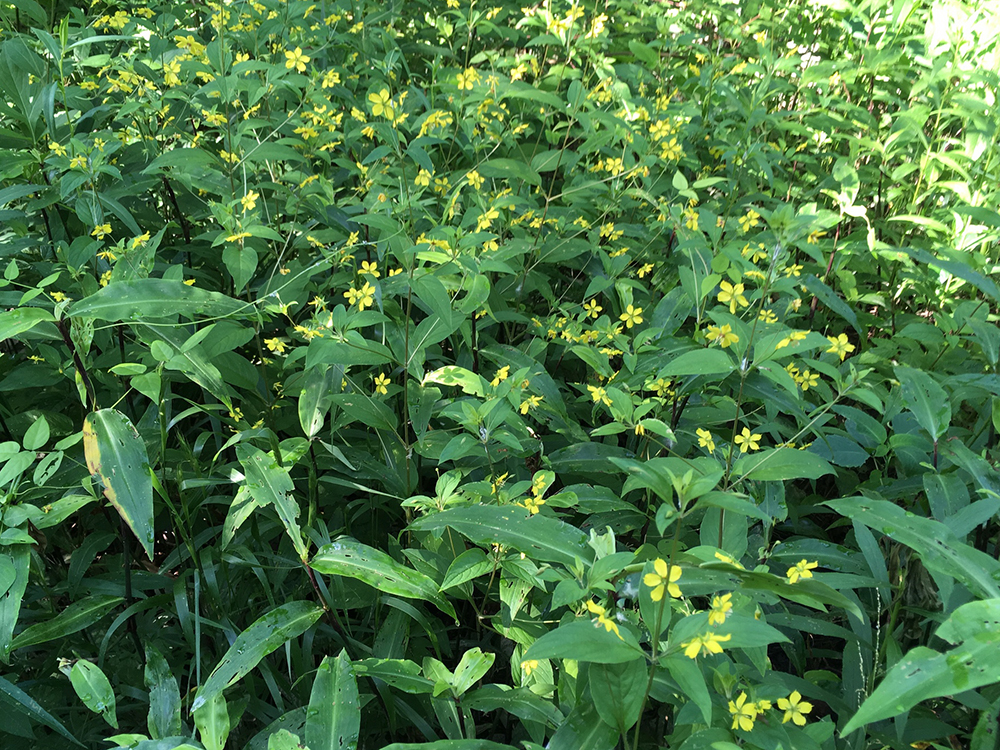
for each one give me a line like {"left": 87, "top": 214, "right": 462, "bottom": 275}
{"left": 306, "top": 336, "right": 394, "bottom": 369}
{"left": 0, "top": 545, "right": 29, "bottom": 662}
{"left": 191, "top": 601, "right": 323, "bottom": 712}
{"left": 12, "top": 594, "right": 122, "bottom": 650}
{"left": 70, "top": 660, "right": 117, "bottom": 728}
{"left": 144, "top": 644, "right": 182, "bottom": 739}
{"left": 894, "top": 365, "right": 951, "bottom": 440}
{"left": 657, "top": 348, "right": 736, "bottom": 378}
{"left": 422, "top": 366, "right": 485, "bottom": 396}
{"left": 546, "top": 702, "right": 618, "bottom": 750}
{"left": 298, "top": 364, "right": 335, "bottom": 438}
{"left": 477, "top": 157, "right": 541, "bottom": 186}
{"left": 441, "top": 549, "right": 492, "bottom": 590}
{"left": 590, "top": 658, "right": 647, "bottom": 734}
{"left": 68, "top": 279, "right": 249, "bottom": 320}
{"left": 193, "top": 692, "right": 230, "bottom": 750}
{"left": 311, "top": 539, "right": 456, "bottom": 619}
{"left": 827, "top": 497, "right": 1000, "bottom": 599}
{"left": 843, "top": 634, "right": 1000, "bottom": 734}
{"left": 451, "top": 648, "right": 496, "bottom": 697}
{"left": 84, "top": 409, "right": 155, "bottom": 559}
{"left": 222, "top": 244, "right": 257, "bottom": 293}
{"left": 0, "top": 673, "right": 82, "bottom": 745}
{"left": 669, "top": 613, "right": 790, "bottom": 652}
{"left": 665, "top": 656, "right": 712, "bottom": 725}
{"left": 306, "top": 650, "right": 360, "bottom": 750}
{"left": 22, "top": 415, "right": 49, "bottom": 450}
{"left": 0, "top": 307, "right": 54, "bottom": 341}
{"left": 353, "top": 658, "right": 435, "bottom": 694}
{"left": 268, "top": 729, "right": 306, "bottom": 750}
{"left": 731, "top": 447, "right": 835, "bottom": 482}
{"left": 463, "top": 685, "right": 563, "bottom": 727}
{"left": 935, "top": 599, "right": 1000, "bottom": 645}
{"left": 522, "top": 621, "right": 643, "bottom": 664}
{"left": 382, "top": 742, "right": 519, "bottom": 750}
{"left": 408, "top": 505, "right": 595, "bottom": 569}
{"left": 237, "top": 445, "right": 307, "bottom": 561}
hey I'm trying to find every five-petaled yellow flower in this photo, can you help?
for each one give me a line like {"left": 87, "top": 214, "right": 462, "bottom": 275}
{"left": 708, "top": 593, "right": 733, "bottom": 626}
{"left": 643, "top": 559, "right": 682, "bottom": 601}
{"left": 361, "top": 260, "right": 380, "bottom": 278}
{"left": 777, "top": 691, "right": 813, "bottom": 725}
{"left": 264, "top": 337, "right": 287, "bottom": 354}
{"left": 521, "top": 659, "right": 539, "bottom": 676}
{"left": 826, "top": 333, "right": 855, "bottom": 361}
{"left": 717, "top": 280, "right": 749, "bottom": 314}
{"left": 284, "top": 46, "right": 310, "bottom": 72}
{"left": 681, "top": 631, "right": 731, "bottom": 659}
{"left": 241, "top": 190, "right": 258, "bottom": 213}
{"left": 706, "top": 324, "right": 739, "bottom": 348}
{"left": 734, "top": 426, "right": 762, "bottom": 453}
{"left": 729, "top": 692, "right": 757, "bottom": 732}
{"left": 586, "top": 384, "right": 611, "bottom": 406}
{"left": 490, "top": 365, "right": 510, "bottom": 386}
{"left": 373, "top": 372, "right": 390, "bottom": 395}
{"left": 696, "top": 428, "right": 715, "bottom": 452}
{"left": 585, "top": 601, "right": 621, "bottom": 639}
{"left": 619, "top": 304, "right": 643, "bottom": 329}
{"left": 368, "top": 89, "right": 395, "bottom": 119}
{"left": 91, "top": 223, "right": 112, "bottom": 240}
{"left": 583, "top": 299, "right": 603, "bottom": 319}
{"left": 467, "top": 170, "right": 485, "bottom": 190}
{"left": 786, "top": 559, "right": 818, "bottom": 584}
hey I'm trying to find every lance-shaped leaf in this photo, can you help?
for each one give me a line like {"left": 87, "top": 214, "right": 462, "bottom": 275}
{"left": 70, "top": 660, "right": 117, "bottom": 728}
{"left": 305, "top": 650, "right": 360, "bottom": 750}
{"left": 0, "top": 545, "right": 29, "bottom": 662}
{"left": 145, "top": 644, "right": 182, "bottom": 739}
{"left": 83, "top": 409, "right": 154, "bottom": 560}
{"left": 68, "top": 279, "right": 249, "bottom": 321}
{"left": 191, "top": 601, "right": 323, "bottom": 712}
{"left": 237, "top": 445, "right": 307, "bottom": 561}
{"left": 310, "top": 539, "right": 456, "bottom": 620}
{"left": 11, "top": 594, "right": 123, "bottom": 651}
{"left": 408, "top": 505, "right": 595, "bottom": 569}
{"left": 0, "top": 674, "right": 83, "bottom": 745}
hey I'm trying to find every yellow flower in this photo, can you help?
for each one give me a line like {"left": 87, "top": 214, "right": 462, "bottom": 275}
{"left": 729, "top": 692, "right": 757, "bottom": 732}
{"left": 520, "top": 395, "right": 542, "bottom": 414}
{"left": 585, "top": 601, "right": 621, "bottom": 639}
{"left": 264, "top": 337, "right": 287, "bottom": 353}
{"left": 799, "top": 369, "right": 819, "bottom": 391}
{"left": 586, "top": 384, "right": 611, "bottom": 406}
{"left": 695, "top": 428, "right": 715, "bottom": 452}
{"left": 660, "top": 137, "right": 684, "bottom": 161}
{"left": 583, "top": 299, "right": 603, "bottom": 319}
{"left": 241, "top": 190, "right": 258, "bottom": 213}
{"left": 642, "top": 559, "right": 682, "bottom": 601}
{"left": 373, "top": 372, "right": 390, "bottom": 395}
{"left": 714, "top": 551, "right": 744, "bottom": 569}
{"left": 717, "top": 280, "right": 749, "bottom": 314}
{"left": 415, "top": 168, "right": 432, "bottom": 187}
{"left": 522, "top": 494, "right": 545, "bottom": 514}
{"left": 738, "top": 208, "right": 761, "bottom": 233}
{"left": 706, "top": 323, "right": 739, "bottom": 348}
{"left": 49, "top": 142, "right": 68, "bottom": 157}
{"left": 636, "top": 263, "right": 654, "bottom": 279}
{"left": 826, "top": 333, "right": 855, "bottom": 361}
{"left": 69, "top": 155, "right": 87, "bottom": 169}
{"left": 91, "top": 223, "right": 112, "bottom": 240}
{"left": 226, "top": 231, "right": 252, "bottom": 243}
{"left": 51, "top": 292, "right": 67, "bottom": 302}
{"left": 708, "top": 593, "right": 733, "bottom": 626}
{"left": 681, "top": 631, "right": 731, "bottom": 659}
{"left": 284, "top": 46, "right": 310, "bottom": 72}
{"left": 778, "top": 691, "right": 813, "bottom": 726}
{"left": 356, "top": 282, "right": 376, "bottom": 311}
{"left": 131, "top": 232, "right": 150, "bottom": 249}
{"left": 683, "top": 207, "right": 699, "bottom": 230}
{"left": 456, "top": 67, "right": 479, "bottom": 90}
{"left": 361, "top": 260, "right": 380, "bottom": 278}
{"left": 619, "top": 304, "right": 643, "bottom": 329}
{"left": 368, "top": 88, "right": 395, "bottom": 119}
{"left": 759, "top": 308, "right": 777, "bottom": 323}
{"left": 521, "top": 659, "right": 539, "bottom": 676}
{"left": 466, "top": 170, "right": 485, "bottom": 190}
{"left": 775, "top": 329, "right": 808, "bottom": 349}
{"left": 734, "top": 426, "right": 761, "bottom": 453}
{"left": 490, "top": 365, "right": 510, "bottom": 387}
{"left": 784, "top": 263, "right": 804, "bottom": 277}
{"left": 786, "top": 559, "right": 818, "bottom": 584}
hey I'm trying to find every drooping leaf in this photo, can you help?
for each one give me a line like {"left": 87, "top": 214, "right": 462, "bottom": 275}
{"left": 144, "top": 644, "right": 182, "bottom": 739}
{"left": 68, "top": 279, "right": 249, "bottom": 321}
{"left": 305, "top": 650, "right": 360, "bottom": 750}
{"left": 191, "top": 601, "right": 323, "bottom": 712}
{"left": 237, "top": 444, "right": 307, "bottom": 561}
{"left": 521, "top": 620, "right": 643, "bottom": 664}
{"left": 0, "top": 545, "right": 29, "bottom": 662}
{"left": 894, "top": 365, "right": 951, "bottom": 440}
{"left": 310, "top": 539, "right": 456, "bottom": 620}
{"left": 11, "top": 594, "right": 123, "bottom": 650}
{"left": 589, "top": 658, "right": 647, "bottom": 734}
{"left": 70, "top": 660, "right": 118, "bottom": 728}
{"left": 408, "top": 505, "right": 595, "bottom": 569}
{"left": 83, "top": 409, "right": 154, "bottom": 559}
{"left": 0, "top": 673, "right": 82, "bottom": 745}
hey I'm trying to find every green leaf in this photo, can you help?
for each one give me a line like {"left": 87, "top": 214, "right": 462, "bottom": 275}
{"left": 298, "top": 364, "right": 335, "bottom": 438}
{"left": 934, "top": 599, "right": 1000, "bottom": 645}
{"left": 590, "top": 658, "right": 647, "bottom": 734}
{"left": 222, "top": 245, "right": 258, "bottom": 293}
{"left": 68, "top": 279, "right": 249, "bottom": 321}
{"left": 83, "top": 409, "right": 155, "bottom": 560}
{"left": 191, "top": 601, "right": 324, "bottom": 712}
{"left": 546, "top": 702, "right": 618, "bottom": 750}
{"left": 463, "top": 685, "right": 563, "bottom": 727}
{"left": 193, "top": 692, "right": 230, "bottom": 750}
{"left": 306, "top": 650, "right": 360, "bottom": 750}
{"left": 441, "top": 549, "right": 492, "bottom": 590}
{"left": 657, "top": 348, "right": 736, "bottom": 378}
{"left": 268, "top": 729, "right": 306, "bottom": 750}
{"left": 0, "top": 307, "right": 54, "bottom": 342}
{"left": 665, "top": 656, "right": 712, "bottom": 725}
{"left": 826, "top": 497, "right": 1000, "bottom": 599}
{"left": 70, "top": 660, "right": 117, "bottom": 728}
{"left": 381, "top": 742, "right": 519, "bottom": 750}
{"left": 353, "top": 658, "right": 435, "bottom": 694}
{"left": 522, "top": 621, "right": 644, "bottom": 664}
{"left": 843, "top": 635, "right": 1000, "bottom": 734}
{"left": 237, "top": 445, "right": 307, "bottom": 561}
{"left": 0, "top": 545, "right": 29, "bottom": 662}
{"left": 11, "top": 594, "right": 123, "bottom": 650}
{"left": 731, "top": 447, "right": 835, "bottom": 481}
{"left": 450, "top": 648, "right": 496, "bottom": 696}
{"left": 311, "top": 539, "right": 456, "bottom": 619}
{"left": 305, "top": 337, "right": 394, "bottom": 369}
{"left": 422, "top": 366, "right": 485, "bottom": 396}
{"left": 22, "top": 414, "right": 49, "bottom": 450}
{"left": 477, "top": 158, "right": 541, "bottom": 186}
{"left": 408, "top": 505, "right": 595, "bottom": 569}
{"left": 144, "top": 645, "right": 182, "bottom": 739}
{"left": 894, "top": 365, "right": 951, "bottom": 440}
{"left": 0, "top": 673, "right": 82, "bottom": 745}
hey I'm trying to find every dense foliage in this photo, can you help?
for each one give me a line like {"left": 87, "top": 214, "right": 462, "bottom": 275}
{"left": 1, "top": 0, "right": 1000, "bottom": 748}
